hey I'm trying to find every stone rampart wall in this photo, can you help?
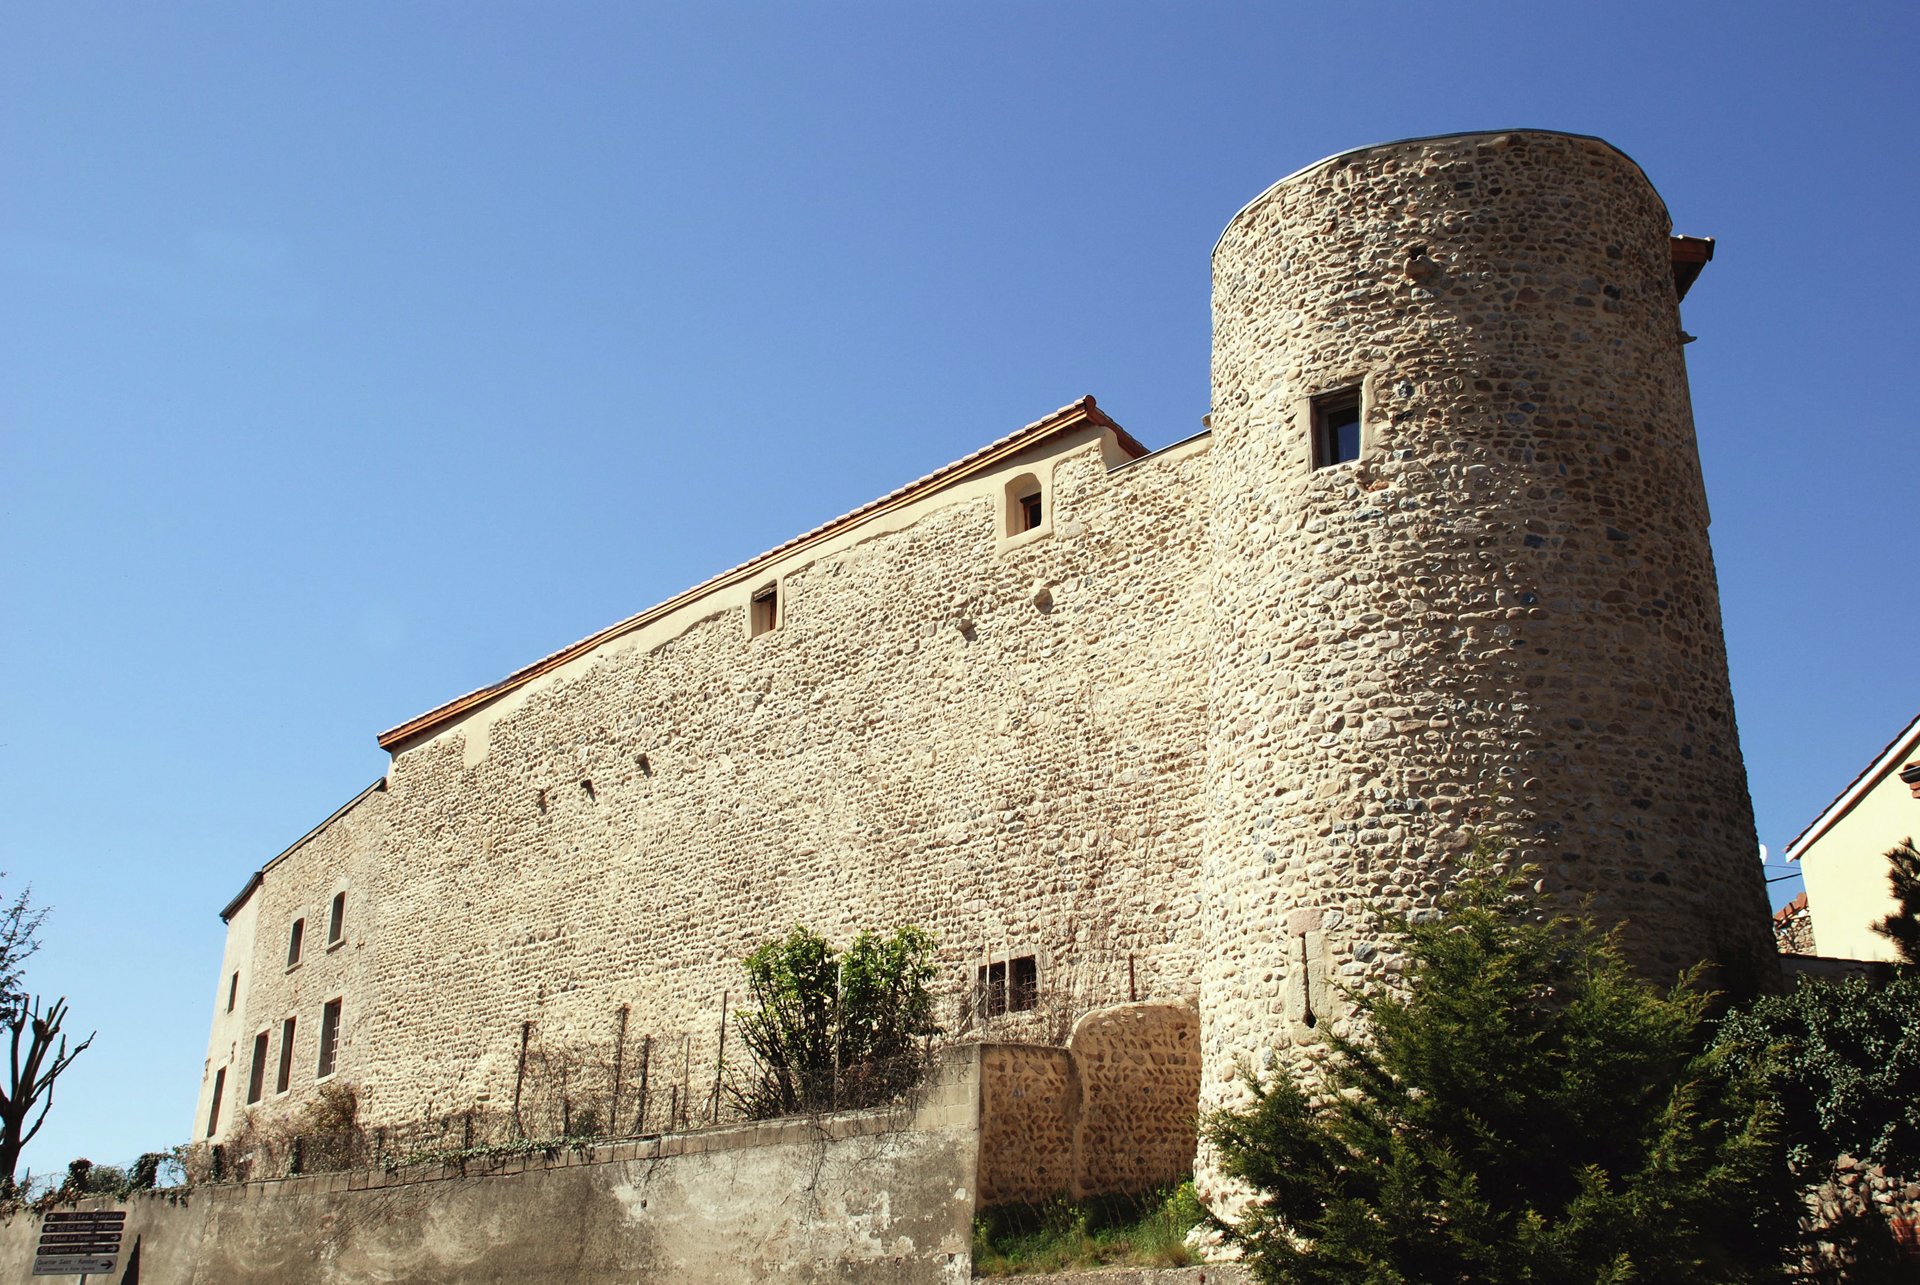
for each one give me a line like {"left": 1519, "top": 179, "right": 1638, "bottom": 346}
{"left": 205, "top": 428, "right": 1213, "bottom": 1141}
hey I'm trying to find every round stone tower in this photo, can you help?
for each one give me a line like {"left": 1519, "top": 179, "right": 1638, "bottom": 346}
{"left": 1198, "top": 131, "right": 1772, "bottom": 1191}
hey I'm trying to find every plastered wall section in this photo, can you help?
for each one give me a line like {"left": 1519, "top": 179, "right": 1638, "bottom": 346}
{"left": 196, "top": 786, "right": 389, "bottom": 1143}
{"left": 5, "top": 1052, "right": 980, "bottom": 1285}
{"left": 1199, "top": 132, "right": 1774, "bottom": 1188}
{"left": 213, "top": 425, "right": 1213, "bottom": 1139}
{"left": 1798, "top": 768, "right": 1920, "bottom": 961}
{"left": 977, "top": 1002, "right": 1200, "bottom": 1205}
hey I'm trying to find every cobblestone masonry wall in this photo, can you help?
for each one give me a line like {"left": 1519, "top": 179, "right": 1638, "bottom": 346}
{"left": 1199, "top": 131, "right": 1773, "bottom": 1199}
{"left": 976, "top": 1002, "right": 1200, "bottom": 1205}
{"left": 978, "top": 1044, "right": 1078, "bottom": 1205}
{"left": 205, "top": 427, "right": 1216, "bottom": 1140}
{"left": 1070, "top": 1002, "right": 1200, "bottom": 1198}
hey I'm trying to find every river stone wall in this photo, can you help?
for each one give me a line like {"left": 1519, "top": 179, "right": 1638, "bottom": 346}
{"left": 1199, "top": 130, "right": 1772, "bottom": 1198}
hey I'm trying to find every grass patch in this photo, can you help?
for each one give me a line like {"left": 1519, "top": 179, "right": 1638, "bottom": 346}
{"left": 972, "top": 1179, "right": 1209, "bottom": 1276}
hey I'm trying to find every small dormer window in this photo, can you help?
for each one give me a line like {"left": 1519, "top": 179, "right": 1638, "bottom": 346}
{"left": 1003, "top": 473, "right": 1048, "bottom": 541}
{"left": 750, "top": 583, "right": 779, "bottom": 637}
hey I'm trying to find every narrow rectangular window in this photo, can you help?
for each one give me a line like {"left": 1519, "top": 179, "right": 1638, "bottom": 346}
{"left": 317, "top": 998, "right": 343, "bottom": 1079}
{"left": 287, "top": 919, "right": 304, "bottom": 968}
{"left": 327, "top": 892, "right": 346, "bottom": 946}
{"left": 750, "top": 583, "right": 779, "bottom": 637}
{"left": 207, "top": 1068, "right": 226, "bottom": 1137}
{"left": 1019, "top": 491, "right": 1042, "bottom": 531}
{"left": 246, "top": 1031, "right": 269, "bottom": 1104}
{"left": 1312, "top": 388, "right": 1362, "bottom": 468}
{"left": 227, "top": 972, "right": 239, "bottom": 1013}
{"left": 1008, "top": 956, "right": 1039, "bottom": 1012}
{"left": 276, "top": 1017, "right": 297, "bottom": 1093}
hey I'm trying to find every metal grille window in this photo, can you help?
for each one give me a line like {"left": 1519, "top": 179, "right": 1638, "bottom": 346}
{"left": 317, "top": 998, "right": 343, "bottom": 1079}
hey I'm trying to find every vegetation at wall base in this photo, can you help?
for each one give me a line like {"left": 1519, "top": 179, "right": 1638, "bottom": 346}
{"left": 1205, "top": 859, "right": 1802, "bottom": 1285}
{"left": 730, "top": 925, "right": 939, "bottom": 1119}
{"left": 970, "top": 1181, "right": 1208, "bottom": 1276}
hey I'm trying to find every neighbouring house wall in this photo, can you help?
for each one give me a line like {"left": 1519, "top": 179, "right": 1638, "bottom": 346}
{"left": 8, "top": 1054, "right": 979, "bottom": 1285}
{"left": 198, "top": 785, "right": 388, "bottom": 1144}
{"left": 1797, "top": 765, "right": 1919, "bottom": 962}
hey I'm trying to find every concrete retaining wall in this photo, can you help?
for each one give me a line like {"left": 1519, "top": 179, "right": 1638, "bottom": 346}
{"left": 2, "top": 1057, "right": 978, "bottom": 1285}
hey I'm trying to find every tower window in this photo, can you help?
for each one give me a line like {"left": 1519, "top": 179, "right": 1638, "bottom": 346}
{"left": 1311, "top": 388, "right": 1363, "bottom": 468}
{"left": 276, "top": 1017, "right": 297, "bottom": 1093}
{"left": 286, "top": 919, "right": 304, "bottom": 968}
{"left": 317, "top": 998, "right": 343, "bottom": 1079}
{"left": 327, "top": 891, "right": 346, "bottom": 946}
{"left": 750, "top": 583, "right": 779, "bottom": 637}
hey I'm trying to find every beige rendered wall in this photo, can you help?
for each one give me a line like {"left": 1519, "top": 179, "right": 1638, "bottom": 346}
{"left": 1799, "top": 768, "right": 1920, "bottom": 961}
{"left": 199, "top": 786, "right": 388, "bottom": 1143}
{"left": 210, "top": 424, "right": 1214, "bottom": 1142}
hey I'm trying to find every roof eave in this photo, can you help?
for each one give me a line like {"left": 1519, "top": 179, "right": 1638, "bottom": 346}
{"left": 377, "top": 397, "right": 1142, "bottom": 753}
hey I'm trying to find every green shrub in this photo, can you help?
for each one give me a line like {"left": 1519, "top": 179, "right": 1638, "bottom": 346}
{"left": 729, "top": 925, "right": 938, "bottom": 1118}
{"left": 1715, "top": 970, "right": 1920, "bottom": 1178}
{"left": 1206, "top": 861, "right": 1800, "bottom": 1284}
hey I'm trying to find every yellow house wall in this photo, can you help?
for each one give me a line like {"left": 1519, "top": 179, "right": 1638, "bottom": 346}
{"left": 1799, "top": 767, "right": 1920, "bottom": 961}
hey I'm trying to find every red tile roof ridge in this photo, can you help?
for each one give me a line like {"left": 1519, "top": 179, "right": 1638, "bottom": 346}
{"left": 376, "top": 396, "right": 1140, "bottom": 752}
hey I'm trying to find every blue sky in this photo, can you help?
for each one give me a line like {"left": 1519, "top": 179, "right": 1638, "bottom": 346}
{"left": 3, "top": 2, "right": 1915, "bottom": 1177}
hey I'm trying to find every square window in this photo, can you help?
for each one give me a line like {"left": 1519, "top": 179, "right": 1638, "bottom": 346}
{"left": 1311, "top": 389, "right": 1362, "bottom": 469}
{"left": 750, "top": 583, "right": 779, "bottom": 637}
{"left": 977, "top": 961, "right": 1007, "bottom": 1018}
{"left": 1008, "top": 956, "right": 1038, "bottom": 1012}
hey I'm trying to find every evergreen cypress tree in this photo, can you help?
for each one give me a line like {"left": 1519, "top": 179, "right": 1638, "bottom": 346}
{"left": 1206, "top": 862, "right": 1800, "bottom": 1284}
{"left": 1872, "top": 837, "right": 1920, "bottom": 965}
